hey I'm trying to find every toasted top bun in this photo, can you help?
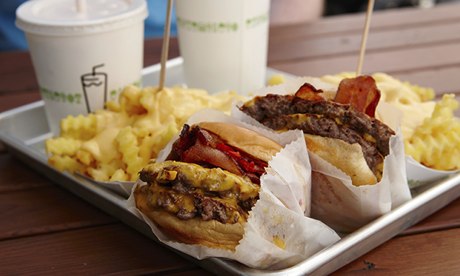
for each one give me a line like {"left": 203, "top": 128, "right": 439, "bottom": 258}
{"left": 305, "top": 134, "right": 378, "bottom": 186}
{"left": 198, "top": 122, "right": 282, "bottom": 163}
{"left": 134, "top": 185, "right": 244, "bottom": 251}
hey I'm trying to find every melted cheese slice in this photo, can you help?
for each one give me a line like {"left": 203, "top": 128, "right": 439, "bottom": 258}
{"left": 142, "top": 161, "right": 260, "bottom": 200}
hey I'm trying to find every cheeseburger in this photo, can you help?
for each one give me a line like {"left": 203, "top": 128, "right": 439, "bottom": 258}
{"left": 240, "top": 76, "right": 395, "bottom": 186}
{"left": 134, "top": 122, "right": 282, "bottom": 250}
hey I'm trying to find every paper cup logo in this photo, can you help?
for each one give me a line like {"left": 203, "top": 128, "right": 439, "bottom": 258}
{"left": 81, "top": 64, "right": 108, "bottom": 113}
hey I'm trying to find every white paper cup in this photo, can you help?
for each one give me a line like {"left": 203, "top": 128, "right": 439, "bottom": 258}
{"left": 16, "top": 0, "right": 148, "bottom": 135}
{"left": 175, "top": 0, "right": 270, "bottom": 94}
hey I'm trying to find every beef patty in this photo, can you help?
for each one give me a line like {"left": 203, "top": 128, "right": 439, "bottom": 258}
{"left": 240, "top": 94, "right": 395, "bottom": 174}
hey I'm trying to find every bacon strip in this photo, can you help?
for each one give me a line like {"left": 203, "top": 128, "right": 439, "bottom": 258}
{"left": 181, "top": 142, "right": 241, "bottom": 176}
{"left": 294, "top": 82, "right": 325, "bottom": 101}
{"left": 334, "top": 75, "right": 381, "bottom": 117}
{"left": 216, "top": 143, "right": 267, "bottom": 177}
{"left": 167, "top": 125, "right": 266, "bottom": 184}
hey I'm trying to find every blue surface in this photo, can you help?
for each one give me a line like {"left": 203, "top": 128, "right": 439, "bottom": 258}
{"left": 0, "top": 0, "right": 177, "bottom": 51}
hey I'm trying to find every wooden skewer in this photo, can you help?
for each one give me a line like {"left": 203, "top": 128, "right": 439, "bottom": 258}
{"left": 76, "top": 0, "right": 87, "bottom": 13}
{"left": 356, "top": 0, "right": 375, "bottom": 76}
{"left": 159, "top": 0, "right": 174, "bottom": 91}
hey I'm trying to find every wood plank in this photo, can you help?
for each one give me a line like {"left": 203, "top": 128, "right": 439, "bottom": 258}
{"left": 403, "top": 197, "right": 460, "bottom": 235}
{"left": 271, "top": 41, "right": 460, "bottom": 77}
{"left": 143, "top": 37, "right": 180, "bottom": 68}
{"left": 0, "top": 51, "right": 37, "bottom": 94}
{"left": 270, "top": 2, "right": 460, "bottom": 41}
{"left": 271, "top": 42, "right": 460, "bottom": 92}
{"left": 0, "top": 154, "right": 50, "bottom": 193}
{"left": 0, "top": 185, "right": 115, "bottom": 240}
{"left": 163, "top": 269, "right": 214, "bottom": 276}
{"left": 0, "top": 224, "right": 198, "bottom": 275}
{"left": 269, "top": 20, "right": 460, "bottom": 63}
{"left": 333, "top": 227, "right": 460, "bottom": 275}
{"left": 394, "top": 67, "right": 460, "bottom": 94}
{"left": 0, "top": 90, "right": 41, "bottom": 113}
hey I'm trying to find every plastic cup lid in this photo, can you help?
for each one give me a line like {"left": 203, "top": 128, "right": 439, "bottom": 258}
{"left": 16, "top": 0, "right": 148, "bottom": 36}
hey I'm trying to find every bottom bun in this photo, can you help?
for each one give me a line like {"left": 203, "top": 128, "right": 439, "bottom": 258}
{"left": 134, "top": 185, "right": 244, "bottom": 251}
{"left": 305, "top": 134, "right": 378, "bottom": 186}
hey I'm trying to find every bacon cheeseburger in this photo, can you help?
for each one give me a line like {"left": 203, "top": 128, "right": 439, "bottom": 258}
{"left": 240, "top": 76, "right": 395, "bottom": 186}
{"left": 134, "top": 122, "right": 282, "bottom": 250}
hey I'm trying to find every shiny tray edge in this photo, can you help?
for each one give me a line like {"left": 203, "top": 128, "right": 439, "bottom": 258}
{"left": 1, "top": 59, "right": 459, "bottom": 275}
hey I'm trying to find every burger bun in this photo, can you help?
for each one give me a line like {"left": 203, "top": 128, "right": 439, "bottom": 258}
{"left": 305, "top": 134, "right": 377, "bottom": 186}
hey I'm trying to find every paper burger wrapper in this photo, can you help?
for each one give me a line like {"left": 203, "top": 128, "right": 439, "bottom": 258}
{"left": 234, "top": 78, "right": 412, "bottom": 233}
{"left": 308, "top": 132, "right": 411, "bottom": 233}
{"left": 126, "top": 110, "right": 340, "bottom": 269}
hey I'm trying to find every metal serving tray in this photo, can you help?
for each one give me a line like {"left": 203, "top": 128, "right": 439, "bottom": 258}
{"left": 1, "top": 58, "right": 459, "bottom": 275}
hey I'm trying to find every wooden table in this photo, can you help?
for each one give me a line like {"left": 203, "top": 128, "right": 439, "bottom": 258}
{"left": 1, "top": 3, "right": 460, "bottom": 275}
